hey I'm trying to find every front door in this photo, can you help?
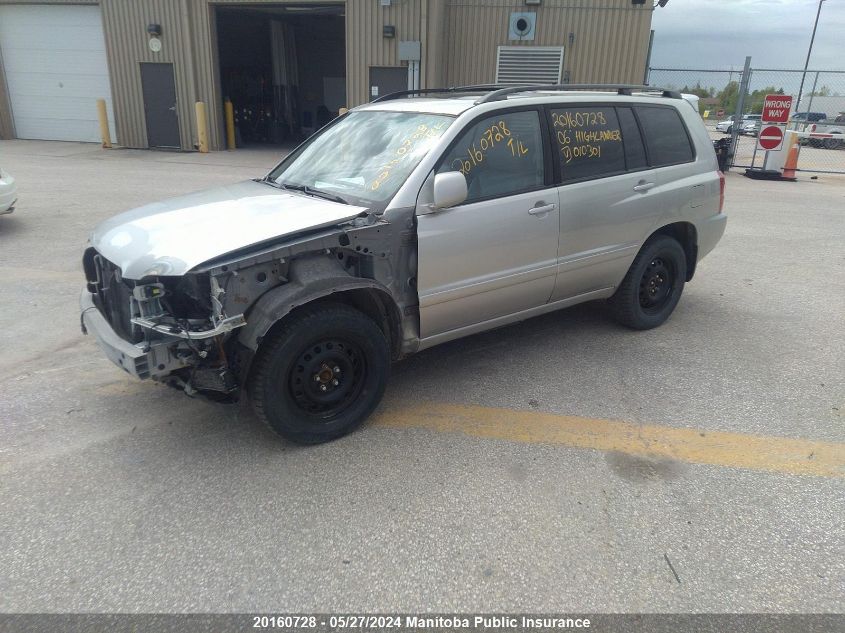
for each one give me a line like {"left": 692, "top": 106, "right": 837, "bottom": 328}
{"left": 140, "top": 62, "right": 180, "bottom": 149}
{"left": 417, "top": 109, "right": 558, "bottom": 338}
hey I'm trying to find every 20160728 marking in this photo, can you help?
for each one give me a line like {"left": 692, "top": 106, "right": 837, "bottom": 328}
{"left": 252, "top": 615, "right": 317, "bottom": 629}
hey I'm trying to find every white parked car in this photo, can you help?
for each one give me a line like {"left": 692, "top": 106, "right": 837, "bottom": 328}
{"left": 716, "top": 114, "right": 760, "bottom": 135}
{"left": 0, "top": 166, "right": 17, "bottom": 215}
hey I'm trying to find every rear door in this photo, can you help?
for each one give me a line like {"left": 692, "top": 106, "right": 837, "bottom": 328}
{"left": 548, "top": 104, "right": 659, "bottom": 301}
{"left": 417, "top": 108, "right": 559, "bottom": 337}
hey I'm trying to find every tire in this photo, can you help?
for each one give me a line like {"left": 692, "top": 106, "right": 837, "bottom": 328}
{"left": 823, "top": 136, "right": 843, "bottom": 150}
{"left": 608, "top": 235, "right": 687, "bottom": 330}
{"left": 725, "top": 126, "right": 732, "bottom": 135}
{"left": 248, "top": 303, "right": 390, "bottom": 444}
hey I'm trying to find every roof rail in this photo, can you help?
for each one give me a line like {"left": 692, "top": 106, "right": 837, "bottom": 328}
{"left": 371, "top": 84, "right": 510, "bottom": 103}
{"left": 475, "top": 84, "right": 683, "bottom": 104}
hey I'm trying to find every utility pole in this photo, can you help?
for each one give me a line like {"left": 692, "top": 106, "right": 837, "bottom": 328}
{"left": 795, "top": 0, "right": 826, "bottom": 111}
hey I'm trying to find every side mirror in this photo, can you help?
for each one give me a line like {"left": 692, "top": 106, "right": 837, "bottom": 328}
{"left": 432, "top": 171, "right": 468, "bottom": 209}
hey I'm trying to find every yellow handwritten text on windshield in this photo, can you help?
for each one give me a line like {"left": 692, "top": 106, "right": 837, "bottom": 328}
{"left": 452, "top": 120, "right": 529, "bottom": 176}
{"left": 370, "top": 122, "right": 447, "bottom": 191}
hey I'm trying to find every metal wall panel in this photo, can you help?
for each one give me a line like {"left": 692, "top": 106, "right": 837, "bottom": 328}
{"left": 0, "top": 0, "right": 654, "bottom": 148}
{"left": 346, "top": 0, "right": 423, "bottom": 106}
{"left": 98, "top": 0, "right": 200, "bottom": 150}
{"left": 445, "top": 0, "right": 653, "bottom": 87}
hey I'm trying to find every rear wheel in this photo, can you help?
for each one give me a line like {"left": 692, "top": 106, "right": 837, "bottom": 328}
{"left": 608, "top": 235, "right": 687, "bottom": 330}
{"left": 823, "top": 135, "right": 843, "bottom": 150}
{"left": 248, "top": 303, "right": 390, "bottom": 444}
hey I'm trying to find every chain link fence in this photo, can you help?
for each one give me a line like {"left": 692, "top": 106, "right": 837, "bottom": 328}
{"left": 647, "top": 66, "right": 845, "bottom": 174}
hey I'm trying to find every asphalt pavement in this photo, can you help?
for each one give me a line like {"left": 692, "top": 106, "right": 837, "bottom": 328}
{"left": 0, "top": 140, "right": 842, "bottom": 613}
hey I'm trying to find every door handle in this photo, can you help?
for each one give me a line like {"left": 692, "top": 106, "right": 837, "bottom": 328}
{"left": 633, "top": 182, "right": 656, "bottom": 193}
{"left": 528, "top": 203, "right": 556, "bottom": 216}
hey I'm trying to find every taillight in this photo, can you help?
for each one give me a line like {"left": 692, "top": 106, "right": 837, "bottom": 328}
{"left": 718, "top": 171, "right": 725, "bottom": 212}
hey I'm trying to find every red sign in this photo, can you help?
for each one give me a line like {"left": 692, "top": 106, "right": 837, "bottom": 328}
{"left": 758, "top": 125, "right": 784, "bottom": 151}
{"left": 762, "top": 94, "right": 793, "bottom": 123}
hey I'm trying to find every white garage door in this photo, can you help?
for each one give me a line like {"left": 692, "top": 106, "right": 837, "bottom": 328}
{"left": 0, "top": 4, "right": 116, "bottom": 143}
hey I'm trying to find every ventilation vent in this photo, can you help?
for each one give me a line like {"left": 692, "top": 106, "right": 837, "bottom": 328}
{"left": 495, "top": 46, "right": 565, "bottom": 85}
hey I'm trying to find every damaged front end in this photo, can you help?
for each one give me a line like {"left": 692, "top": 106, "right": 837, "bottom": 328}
{"left": 81, "top": 247, "right": 255, "bottom": 398}
{"left": 80, "top": 209, "right": 417, "bottom": 400}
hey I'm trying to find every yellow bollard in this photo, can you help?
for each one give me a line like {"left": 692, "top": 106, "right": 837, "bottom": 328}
{"left": 195, "top": 101, "right": 208, "bottom": 153}
{"left": 224, "top": 98, "right": 236, "bottom": 150}
{"left": 96, "top": 98, "right": 112, "bottom": 148}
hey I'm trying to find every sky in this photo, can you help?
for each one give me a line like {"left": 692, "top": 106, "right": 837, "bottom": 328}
{"left": 650, "top": 0, "right": 844, "bottom": 71}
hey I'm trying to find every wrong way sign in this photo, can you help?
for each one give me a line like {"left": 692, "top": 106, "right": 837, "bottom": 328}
{"left": 762, "top": 95, "right": 793, "bottom": 123}
{"left": 758, "top": 125, "right": 785, "bottom": 151}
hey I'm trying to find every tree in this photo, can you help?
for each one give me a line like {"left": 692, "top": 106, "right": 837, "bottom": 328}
{"left": 748, "top": 86, "right": 785, "bottom": 113}
{"left": 717, "top": 81, "right": 740, "bottom": 113}
{"left": 809, "top": 85, "right": 831, "bottom": 97}
{"left": 681, "top": 82, "right": 716, "bottom": 99}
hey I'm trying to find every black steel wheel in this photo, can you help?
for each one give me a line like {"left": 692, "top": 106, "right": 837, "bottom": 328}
{"left": 249, "top": 303, "right": 390, "bottom": 444}
{"left": 288, "top": 338, "right": 366, "bottom": 418}
{"left": 608, "top": 235, "right": 687, "bottom": 330}
{"left": 638, "top": 255, "right": 677, "bottom": 316}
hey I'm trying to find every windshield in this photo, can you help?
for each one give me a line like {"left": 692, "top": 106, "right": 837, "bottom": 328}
{"left": 268, "top": 111, "right": 454, "bottom": 207}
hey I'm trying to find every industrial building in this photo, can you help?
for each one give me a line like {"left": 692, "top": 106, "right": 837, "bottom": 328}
{"left": 0, "top": 0, "right": 657, "bottom": 151}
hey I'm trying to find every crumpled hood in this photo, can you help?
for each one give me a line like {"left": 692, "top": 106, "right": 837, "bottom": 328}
{"left": 91, "top": 180, "right": 367, "bottom": 279}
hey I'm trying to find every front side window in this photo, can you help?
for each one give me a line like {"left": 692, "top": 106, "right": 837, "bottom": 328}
{"left": 437, "top": 110, "right": 545, "bottom": 203}
{"left": 550, "top": 106, "right": 627, "bottom": 181}
{"left": 269, "top": 111, "right": 454, "bottom": 206}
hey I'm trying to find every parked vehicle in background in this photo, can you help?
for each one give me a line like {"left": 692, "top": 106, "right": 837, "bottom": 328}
{"left": 0, "top": 167, "right": 17, "bottom": 215}
{"left": 742, "top": 119, "right": 762, "bottom": 136}
{"left": 716, "top": 113, "right": 761, "bottom": 135}
{"left": 808, "top": 113, "right": 845, "bottom": 149}
{"left": 791, "top": 112, "right": 827, "bottom": 123}
{"left": 738, "top": 114, "right": 761, "bottom": 135}
{"left": 80, "top": 84, "right": 727, "bottom": 444}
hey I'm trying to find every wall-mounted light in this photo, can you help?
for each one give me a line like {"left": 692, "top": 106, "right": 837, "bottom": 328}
{"left": 525, "top": 0, "right": 542, "bottom": 5}
{"left": 568, "top": 32, "right": 575, "bottom": 46}
{"left": 147, "top": 23, "right": 162, "bottom": 37}
{"left": 383, "top": 25, "right": 396, "bottom": 38}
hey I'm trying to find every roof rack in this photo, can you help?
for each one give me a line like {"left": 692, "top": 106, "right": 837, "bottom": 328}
{"left": 475, "top": 84, "right": 683, "bottom": 104}
{"left": 372, "top": 84, "right": 510, "bottom": 103}
{"left": 371, "top": 83, "right": 683, "bottom": 106}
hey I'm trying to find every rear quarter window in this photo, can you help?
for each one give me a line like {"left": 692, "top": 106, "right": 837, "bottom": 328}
{"left": 635, "top": 106, "right": 695, "bottom": 167}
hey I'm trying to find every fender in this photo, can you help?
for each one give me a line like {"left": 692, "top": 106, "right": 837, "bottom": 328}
{"left": 238, "top": 254, "right": 400, "bottom": 351}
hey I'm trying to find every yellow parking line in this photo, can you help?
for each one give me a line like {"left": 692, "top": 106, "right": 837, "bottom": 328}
{"left": 371, "top": 403, "right": 845, "bottom": 478}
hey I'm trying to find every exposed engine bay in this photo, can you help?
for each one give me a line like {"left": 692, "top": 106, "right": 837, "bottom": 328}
{"left": 81, "top": 209, "right": 419, "bottom": 399}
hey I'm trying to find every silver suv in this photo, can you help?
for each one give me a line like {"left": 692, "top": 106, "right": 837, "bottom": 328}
{"left": 81, "top": 84, "right": 727, "bottom": 444}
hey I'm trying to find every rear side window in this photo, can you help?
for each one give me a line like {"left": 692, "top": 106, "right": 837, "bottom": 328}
{"left": 550, "top": 106, "right": 626, "bottom": 181}
{"left": 438, "top": 110, "right": 545, "bottom": 202}
{"left": 617, "top": 107, "right": 647, "bottom": 171}
{"left": 634, "top": 106, "right": 695, "bottom": 167}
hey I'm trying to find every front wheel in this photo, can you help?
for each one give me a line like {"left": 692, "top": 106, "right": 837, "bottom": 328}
{"left": 248, "top": 303, "right": 390, "bottom": 444}
{"left": 608, "top": 235, "right": 687, "bottom": 330}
